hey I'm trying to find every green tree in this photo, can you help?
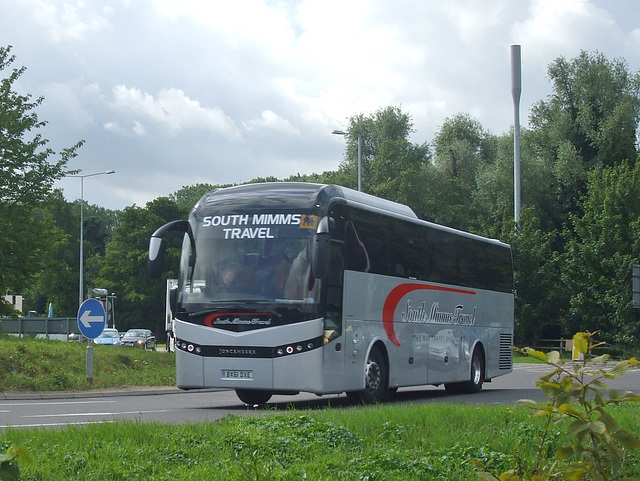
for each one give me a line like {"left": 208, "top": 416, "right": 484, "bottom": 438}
{"left": 368, "top": 138, "right": 431, "bottom": 216}
{"left": 530, "top": 50, "right": 640, "bottom": 224}
{"left": 499, "top": 209, "right": 565, "bottom": 344}
{"left": 338, "top": 106, "right": 431, "bottom": 215}
{"left": 0, "top": 45, "right": 83, "bottom": 315}
{"left": 427, "top": 113, "right": 495, "bottom": 230}
{"left": 561, "top": 161, "right": 640, "bottom": 350}
{"left": 21, "top": 191, "right": 78, "bottom": 316}
{"left": 338, "top": 106, "right": 417, "bottom": 194}
{"left": 474, "top": 129, "right": 557, "bottom": 233}
{"left": 96, "top": 197, "right": 185, "bottom": 338}
{"left": 170, "top": 183, "right": 220, "bottom": 212}
{"left": 483, "top": 51, "right": 640, "bottom": 345}
{"left": 18, "top": 194, "right": 118, "bottom": 317}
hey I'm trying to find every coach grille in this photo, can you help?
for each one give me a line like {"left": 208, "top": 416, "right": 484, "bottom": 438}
{"left": 499, "top": 332, "right": 513, "bottom": 370}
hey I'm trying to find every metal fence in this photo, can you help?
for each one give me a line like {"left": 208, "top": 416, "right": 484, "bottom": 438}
{"left": 0, "top": 317, "right": 80, "bottom": 340}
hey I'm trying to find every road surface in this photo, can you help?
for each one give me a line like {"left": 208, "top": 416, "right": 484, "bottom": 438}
{"left": 1, "top": 363, "right": 638, "bottom": 430}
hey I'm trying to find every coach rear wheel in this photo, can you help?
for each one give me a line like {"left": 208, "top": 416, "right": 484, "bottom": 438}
{"left": 444, "top": 348, "right": 484, "bottom": 394}
{"left": 235, "top": 389, "right": 272, "bottom": 405}
{"left": 347, "top": 347, "right": 388, "bottom": 404}
{"left": 468, "top": 350, "right": 484, "bottom": 392}
{"left": 464, "top": 349, "right": 484, "bottom": 393}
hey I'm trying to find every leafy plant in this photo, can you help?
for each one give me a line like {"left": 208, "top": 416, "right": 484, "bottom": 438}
{"left": 0, "top": 444, "right": 32, "bottom": 481}
{"left": 478, "top": 332, "right": 640, "bottom": 480}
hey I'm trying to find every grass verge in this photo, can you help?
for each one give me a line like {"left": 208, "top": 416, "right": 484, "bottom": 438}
{"left": 2, "top": 336, "right": 639, "bottom": 479}
{"left": 0, "top": 336, "right": 546, "bottom": 393}
{"left": 0, "top": 335, "right": 175, "bottom": 392}
{"left": 2, "top": 403, "right": 639, "bottom": 480}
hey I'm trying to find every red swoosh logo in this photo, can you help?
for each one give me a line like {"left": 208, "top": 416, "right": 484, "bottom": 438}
{"left": 382, "top": 283, "right": 476, "bottom": 346}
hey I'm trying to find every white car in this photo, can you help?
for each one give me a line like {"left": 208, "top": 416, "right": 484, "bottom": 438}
{"left": 93, "top": 328, "right": 121, "bottom": 345}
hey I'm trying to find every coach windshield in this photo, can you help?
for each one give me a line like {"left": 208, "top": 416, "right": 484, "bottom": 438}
{"left": 178, "top": 211, "right": 321, "bottom": 315}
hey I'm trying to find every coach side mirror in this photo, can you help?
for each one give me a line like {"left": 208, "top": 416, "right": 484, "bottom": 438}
{"left": 311, "top": 217, "right": 331, "bottom": 280}
{"left": 148, "top": 236, "right": 167, "bottom": 279}
{"left": 148, "top": 220, "right": 193, "bottom": 279}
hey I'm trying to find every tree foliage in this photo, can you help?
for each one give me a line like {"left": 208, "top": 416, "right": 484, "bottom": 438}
{"left": 170, "top": 183, "right": 219, "bottom": 212}
{"left": 530, "top": 50, "right": 640, "bottom": 222}
{"left": 427, "top": 113, "right": 496, "bottom": 230}
{"left": 336, "top": 105, "right": 432, "bottom": 217}
{"left": 561, "top": 162, "right": 640, "bottom": 348}
{"left": 0, "top": 45, "right": 83, "bottom": 315}
{"left": 5, "top": 47, "right": 640, "bottom": 350}
{"left": 96, "top": 197, "right": 186, "bottom": 338}
{"left": 21, "top": 191, "right": 77, "bottom": 316}
{"left": 0, "top": 46, "right": 82, "bottom": 206}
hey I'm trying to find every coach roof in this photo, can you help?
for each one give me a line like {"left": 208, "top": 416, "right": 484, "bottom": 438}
{"left": 195, "top": 182, "right": 418, "bottom": 220}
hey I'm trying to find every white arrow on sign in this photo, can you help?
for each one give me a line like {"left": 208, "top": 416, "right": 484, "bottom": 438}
{"left": 80, "top": 310, "right": 104, "bottom": 328}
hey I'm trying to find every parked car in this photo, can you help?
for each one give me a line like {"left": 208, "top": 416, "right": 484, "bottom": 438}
{"left": 119, "top": 329, "right": 157, "bottom": 350}
{"left": 93, "top": 328, "right": 121, "bottom": 345}
{"left": 67, "top": 332, "right": 88, "bottom": 342}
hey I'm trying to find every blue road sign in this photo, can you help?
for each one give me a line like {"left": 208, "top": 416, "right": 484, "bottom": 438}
{"left": 77, "top": 298, "right": 106, "bottom": 339}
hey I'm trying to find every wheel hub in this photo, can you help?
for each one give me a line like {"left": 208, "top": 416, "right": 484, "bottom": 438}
{"left": 366, "top": 361, "right": 381, "bottom": 391}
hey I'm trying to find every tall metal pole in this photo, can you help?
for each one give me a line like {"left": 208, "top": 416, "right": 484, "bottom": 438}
{"left": 67, "top": 170, "right": 116, "bottom": 310}
{"left": 79, "top": 176, "right": 85, "bottom": 308}
{"left": 511, "top": 45, "right": 522, "bottom": 225}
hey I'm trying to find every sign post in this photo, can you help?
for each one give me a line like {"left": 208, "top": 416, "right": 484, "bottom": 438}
{"left": 77, "top": 298, "right": 106, "bottom": 382}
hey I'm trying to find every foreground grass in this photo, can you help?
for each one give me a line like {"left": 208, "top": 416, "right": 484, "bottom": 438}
{"left": 2, "top": 336, "right": 640, "bottom": 479}
{"left": 0, "top": 335, "right": 175, "bottom": 392}
{"left": 2, "top": 403, "right": 639, "bottom": 480}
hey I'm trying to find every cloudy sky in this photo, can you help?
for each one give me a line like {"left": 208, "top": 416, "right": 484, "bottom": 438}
{"left": 2, "top": 0, "right": 640, "bottom": 211}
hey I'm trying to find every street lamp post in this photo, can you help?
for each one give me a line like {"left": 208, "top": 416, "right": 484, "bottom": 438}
{"left": 332, "top": 130, "right": 362, "bottom": 192}
{"left": 67, "top": 170, "right": 115, "bottom": 309}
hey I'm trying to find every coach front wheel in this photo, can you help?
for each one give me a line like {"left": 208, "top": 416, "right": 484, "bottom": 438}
{"left": 346, "top": 347, "right": 388, "bottom": 404}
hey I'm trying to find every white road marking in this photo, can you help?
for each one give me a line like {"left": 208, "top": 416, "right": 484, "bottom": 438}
{"left": 1, "top": 420, "right": 115, "bottom": 429}
{"left": 23, "top": 409, "right": 171, "bottom": 418}
{"left": 0, "top": 400, "right": 116, "bottom": 407}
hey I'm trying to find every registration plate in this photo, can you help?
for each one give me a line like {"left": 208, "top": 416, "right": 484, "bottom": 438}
{"left": 222, "top": 369, "right": 253, "bottom": 380}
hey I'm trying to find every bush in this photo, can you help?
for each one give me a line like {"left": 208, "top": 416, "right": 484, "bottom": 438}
{"left": 478, "top": 332, "right": 640, "bottom": 481}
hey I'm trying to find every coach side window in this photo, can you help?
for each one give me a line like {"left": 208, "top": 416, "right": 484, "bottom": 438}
{"left": 344, "top": 222, "right": 370, "bottom": 272}
{"left": 323, "top": 241, "right": 344, "bottom": 342}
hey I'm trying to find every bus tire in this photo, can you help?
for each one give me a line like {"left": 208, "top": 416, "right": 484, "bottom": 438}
{"left": 235, "top": 389, "right": 272, "bottom": 405}
{"left": 445, "top": 348, "right": 484, "bottom": 394}
{"left": 346, "top": 346, "right": 388, "bottom": 404}
{"left": 466, "top": 348, "right": 484, "bottom": 393}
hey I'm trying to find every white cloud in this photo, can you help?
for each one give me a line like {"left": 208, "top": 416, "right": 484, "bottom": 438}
{"left": 4, "top": 0, "right": 639, "bottom": 210}
{"left": 132, "top": 121, "right": 146, "bottom": 136}
{"left": 243, "top": 110, "right": 300, "bottom": 135}
{"left": 110, "top": 86, "right": 241, "bottom": 139}
{"left": 153, "top": 0, "right": 292, "bottom": 38}
{"left": 29, "top": 0, "right": 111, "bottom": 42}
{"left": 514, "top": 0, "right": 618, "bottom": 60}
{"left": 103, "top": 121, "right": 119, "bottom": 133}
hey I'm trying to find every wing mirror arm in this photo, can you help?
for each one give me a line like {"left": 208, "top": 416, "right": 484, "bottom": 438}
{"left": 311, "top": 216, "right": 331, "bottom": 280}
{"left": 147, "top": 220, "right": 194, "bottom": 279}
